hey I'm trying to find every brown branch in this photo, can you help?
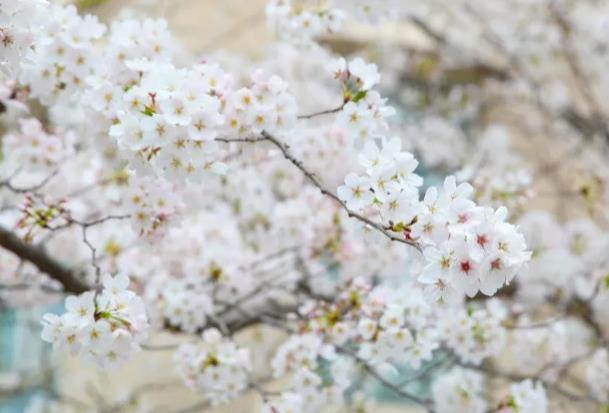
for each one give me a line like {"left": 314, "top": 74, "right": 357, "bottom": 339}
{"left": 408, "top": 15, "right": 447, "bottom": 46}
{"left": 0, "top": 225, "right": 89, "bottom": 294}
{"left": 336, "top": 344, "right": 433, "bottom": 410}
{"left": 297, "top": 103, "right": 346, "bottom": 119}
{"left": 0, "top": 282, "right": 64, "bottom": 294}
{"left": 217, "top": 131, "right": 422, "bottom": 252}
{"left": 0, "top": 170, "right": 58, "bottom": 195}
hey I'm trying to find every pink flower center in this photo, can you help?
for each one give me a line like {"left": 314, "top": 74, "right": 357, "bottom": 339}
{"left": 460, "top": 261, "right": 472, "bottom": 274}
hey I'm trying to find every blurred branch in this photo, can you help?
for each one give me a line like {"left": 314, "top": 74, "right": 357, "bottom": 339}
{"left": 0, "top": 225, "right": 88, "bottom": 294}
{"left": 0, "top": 170, "right": 58, "bottom": 195}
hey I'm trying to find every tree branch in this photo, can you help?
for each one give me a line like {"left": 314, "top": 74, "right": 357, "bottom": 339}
{"left": 297, "top": 103, "right": 346, "bottom": 119}
{"left": 0, "top": 225, "right": 89, "bottom": 294}
{"left": 217, "top": 131, "right": 422, "bottom": 252}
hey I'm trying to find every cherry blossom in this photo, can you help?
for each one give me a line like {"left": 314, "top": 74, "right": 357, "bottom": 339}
{"left": 41, "top": 274, "right": 148, "bottom": 368}
{"left": 432, "top": 367, "right": 487, "bottom": 413}
{"left": 0, "top": 1, "right": 606, "bottom": 411}
{"left": 499, "top": 380, "right": 547, "bottom": 413}
{"left": 174, "top": 328, "right": 251, "bottom": 405}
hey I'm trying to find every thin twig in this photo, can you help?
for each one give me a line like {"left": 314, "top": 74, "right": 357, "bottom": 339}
{"left": 217, "top": 131, "right": 422, "bottom": 252}
{"left": 0, "top": 170, "right": 59, "bottom": 195}
{"left": 0, "top": 225, "right": 89, "bottom": 293}
{"left": 297, "top": 103, "right": 345, "bottom": 119}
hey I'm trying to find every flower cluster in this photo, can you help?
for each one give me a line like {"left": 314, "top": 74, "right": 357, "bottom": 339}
{"left": 271, "top": 333, "right": 327, "bottom": 378}
{"left": 270, "top": 333, "right": 342, "bottom": 413}
{"left": 123, "top": 176, "right": 180, "bottom": 238}
{"left": 296, "top": 279, "right": 432, "bottom": 374}
{"left": 83, "top": 18, "right": 177, "bottom": 131}
{"left": 265, "top": 1, "right": 409, "bottom": 43}
{"left": 97, "top": 18, "right": 175, "bottom": 88}
{"left": 432, "top": 367, "right": 486, "bottom": 413}
{"left": 286, "top": 280, "right": 424, "bottom": 377}
{"left": 338, "top": 137, "right": 421, "bottom": 217}
{"left": 145, "top": 275, "right": 214, "bottom": 333}
{"left": 276, "top": 279, "right": 439, "bottom": 385}
{"left": 19, "top": 4, "right": 105, "bottom": 104}
{"left": 438, "top": 300, "right": 506, "bottom": 365}
{"left": 329, "top": 58, "right": 395, "bottom": 146}
{"left": 41, "top": 274, "right": 149, "bottom": 368}
{"left": 338, "top": 133, "right": 529, "bottom": 301}
{"left": 355, "top": 297, "right": 435, "bottom": 372}
{"left": 104, "top": 59, "right": 298, "bottom": 183}
{"left": 174, "top": 329, "right": 251, "bottom": 405}
{"left": 223, "top": 69, "right": 298, "bottom": 139}
{"left": 108, "top": 63, "right": 227, "bottom": 182}
{"left": 330, "top": 57, "right": 381, "bottom": 93}
{"left": 0, "top": 0, "right": 47, "bottom": 76}
{"left": 2, "top": 118, "right": 75, "bottom": 175}
{"left": 336, "top": 90, "right": 395, "bottom": 146}
{"left": 417, "top": 190, "right": 530, "bottom": 300}
{"left": 498, "top": 380, "right": 547, "bottom": 413}
{"left": 266, "top": 0, "right": 344, "bottom": 43}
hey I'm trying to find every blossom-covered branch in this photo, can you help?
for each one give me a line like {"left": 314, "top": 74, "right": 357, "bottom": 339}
{"left": 1, "top": 1, "right": 609, "bottom": 412}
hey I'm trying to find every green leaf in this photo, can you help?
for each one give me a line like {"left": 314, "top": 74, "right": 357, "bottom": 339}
{"left": 352, "top": 90, "right": 367, "bottom": 103}
{"left": 141, "top": 105, "right": 155, "bottom": 117}
{"left": 603, "top": 273, "right": 609, "bottom": 289}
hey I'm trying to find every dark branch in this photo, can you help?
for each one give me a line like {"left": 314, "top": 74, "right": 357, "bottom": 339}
{"left": 0, "top": 225, "right": 89, "bottom": 294}
{"left": 297, "top": 103, "right": 345, "bottom": 119}
{"left": 217, "top": 131, "right": 422, "bottom": 252}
